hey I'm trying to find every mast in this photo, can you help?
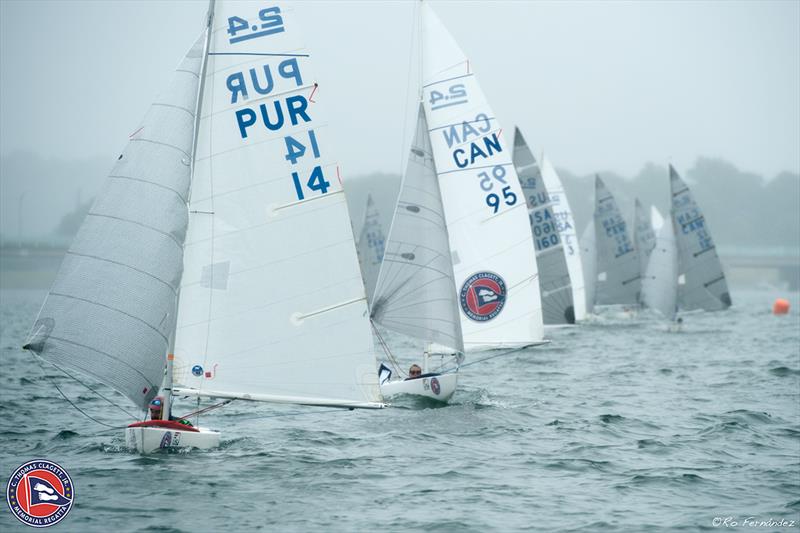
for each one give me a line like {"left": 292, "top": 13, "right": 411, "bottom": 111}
{"left": 163, "top": 0, "right": 216, "bottom": 420}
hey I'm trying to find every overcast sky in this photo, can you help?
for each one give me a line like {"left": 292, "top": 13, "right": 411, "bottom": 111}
{"left": 1, "top": 0, "right": 798, "bottom": 179}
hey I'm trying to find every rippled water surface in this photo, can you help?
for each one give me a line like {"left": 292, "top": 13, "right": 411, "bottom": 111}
{"left": 1, "top": 287, "right": 798, "bottom": 532}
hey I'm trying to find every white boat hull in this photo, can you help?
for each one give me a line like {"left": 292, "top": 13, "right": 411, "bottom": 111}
{"left": 381, "top": 373, "right": 458, "bottom": 403}
{"left": 125, "top": 424, "right": 220, "bottom": 454}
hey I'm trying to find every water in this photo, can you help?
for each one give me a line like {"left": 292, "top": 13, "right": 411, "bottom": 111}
{"left": 1, "top": 288, "right": 798, "bottom": 532}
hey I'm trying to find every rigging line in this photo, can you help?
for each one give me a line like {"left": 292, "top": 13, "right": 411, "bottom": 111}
{"left": 371, "top": 321, "right": 403, "bottom": 375}
{"left": 399, "top": 0, "right": 420, "bottom": 176}
{"left": 457, "top": 344, "right": 537, "bottom": 370}
{"left": 178, "top": 399, "right": 233, "bottom": 420}
{"left": 33, "top": 356, "right": 133, "bottom": 429}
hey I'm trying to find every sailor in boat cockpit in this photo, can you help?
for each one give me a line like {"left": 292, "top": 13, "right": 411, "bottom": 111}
{"left": 149, "top": 397, "right": 193, "bottom": 427}
{"left": 406, "top": 364, "right": 422, "bottom": 380}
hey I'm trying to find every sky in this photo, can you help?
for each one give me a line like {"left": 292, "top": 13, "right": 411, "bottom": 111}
{"left": 1, "top": 0, "right": 798, "bottom": 181}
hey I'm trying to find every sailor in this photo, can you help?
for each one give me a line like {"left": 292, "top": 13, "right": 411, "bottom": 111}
{"left": 406, "top": 364, "right": 422, "bottom": 380}
{"left": 148, "top": 397, "right": 193, "bottom": 426}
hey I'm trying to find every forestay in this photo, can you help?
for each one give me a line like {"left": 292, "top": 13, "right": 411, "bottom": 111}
{"left": 23, "top": 35, "right": 206, "bottom": 410}
{"left": 669, "top": 165, "right": 731, "bottom": 311}
{"left": 540, "top": 153, "right": 586, "bottom": 321}
{"left": 593, "top": 176, "right": 641, "bottom": 305}
{"left": 512, "top": 128, "right": 574, "bottom": 325}
{"left": 172, "top": 1, "right": 382, "bottom": 408}
{"left": 421, "top": 4, "right": 543, "bottom": 349}
{"left": 371, "top": 105, "right": 463, "bottom": 353}
{"left": 356, "top": 194, "right": 386, "bottom": 305}
{"left": 642, "top": 206, "right": 678, "bottom": 318}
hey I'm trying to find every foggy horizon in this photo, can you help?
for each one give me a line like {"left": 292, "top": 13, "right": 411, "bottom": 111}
{"left": 1, "top": 0, "right": 799, "bottom": 178}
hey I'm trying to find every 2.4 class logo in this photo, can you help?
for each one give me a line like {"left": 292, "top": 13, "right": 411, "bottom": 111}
{"left": 6, "top": 459, "right": 74, "bottom": 528}
{"left": 459, "top": 272, "right": 507, "bottom": 322}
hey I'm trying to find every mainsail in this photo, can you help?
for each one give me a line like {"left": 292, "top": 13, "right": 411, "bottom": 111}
{"left": 669, "top": 165, "right": 731, "bottom": 311}
{"left": 420, "top": 4, "right": 544, "bottom": 349}
{"left": 512, "top": 128, "right": 575, "bottom": 324}
{"left": 171, "top": 0, "right": 382, "bottom": 408}
{"left": 540, "top": 153, "right": 586, "bottom": 321}
{"left": 593, "top": 176, "right": 641, "bottom": 305}
{"left": 23, "top": 35, "right": 207, "bottom": 410}
{"left": 371, "top": 105, "right": 463, "bottom": 353}
{"left": 356, "top": 194, "right": 386, "bottom": 305}
{"left": 642, "top": 206, "right": 678, "bottom": 318}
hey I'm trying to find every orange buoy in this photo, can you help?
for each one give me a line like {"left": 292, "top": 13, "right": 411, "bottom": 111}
{"left": 773, "top": 298, "right": 790, "bottom": 315}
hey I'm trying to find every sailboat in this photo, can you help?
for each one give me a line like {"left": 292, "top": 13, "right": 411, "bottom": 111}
{"left": 641, "top": 206, "right": 678, "bottom": 319}
{"left": 370, "top": 4, "right": 545, "bottom": 400}
{"left": 539, "top": 153, "right": 587, "bottom": 321}
{"left": 24, "top": 0, "right": 384, "bottom": 453}
{"left": 512, "top": 127, "right": 575, "bottom": 325}
{"left": 591, "top": 175, "right": 641, "bottom": 308}
{"left": 633, "top": 198, "right": 657, "bottom": 282}
{"left": 356, "top": 193, "right": 386, "bottom": 305}
{"left": 669, "top": 165, "right": 731, "bottom": 311}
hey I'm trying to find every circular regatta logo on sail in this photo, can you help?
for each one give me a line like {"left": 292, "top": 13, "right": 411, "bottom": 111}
{"left": 6, "top": 459, "right": 74, "bottom": 528}
{"left": 459, "top": 272, "right": 507, "bottom": 322}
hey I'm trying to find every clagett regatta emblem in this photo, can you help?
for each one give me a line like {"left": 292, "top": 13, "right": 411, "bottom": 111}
{"left": 6, "top": 459, "right": 74, "bottom": 528}
{"left": 460, "top": 272, "right": 507, "bottom": 321}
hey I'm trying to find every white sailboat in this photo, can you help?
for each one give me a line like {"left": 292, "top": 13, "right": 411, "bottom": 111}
{"left": 417, "top": 4, "right": 544, "bottom": 351}
{"left": 539, "top": 153, "right": 587, "bottom": 321}
{"left": 580, "top": 219, "right": 597, "bottom": 316}
{"left": 669, "top": 165, "right": 731, "bottom": 311}
{"left": 371, "top": 104, "right": 463, "bottom": 402}
{"left": 634, "top": 198, "right": 657, "bottom": 282}
{"left": 641, "top": 206, "right": 678, "bottom": 319}
{"left": 25, "top": 0, "right": 384, "bottom": 454}
{"left": 356, "top": 193, "right": 386, "bottom": 306}
{"left": 512, "top": 127, "right": 575, "bottom": 325}
{"left": 371, "top": 4, "right": 546, "bottom": 401}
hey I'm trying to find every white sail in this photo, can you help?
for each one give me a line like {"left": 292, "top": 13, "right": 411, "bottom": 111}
{"left": 371, "top": 106, "right": 463, "bottom": 353}
{"left": 420, "top": 4, "right": 544, "bottom": 350}
{"left": 23, "top": 35, "right": 207, "bottom": 411}
{"left": 669, "top": 165, "right": 731, "bottom": 311}
{"left": 642, "top": 213, "right": 678, "bottom": 318}
{"left": 540, "top": 153, "right": 586, "bottom": 321}
{"left": 634, "top": 198, "right": 657, "bottom": 281}
{"left": 172, "top": 0, "right": 382, "bottom": 408}
{"left": 580, "top": 219, "right": 597, "bottom": 315}
{"left": 593, "top": 176, "right": 641, "bottom": 305}
{"left": 356, "top": 194, "right": 386, "bottom": 305}
{"left": 512, "top": 128, "right": 575, "bottom": 324}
